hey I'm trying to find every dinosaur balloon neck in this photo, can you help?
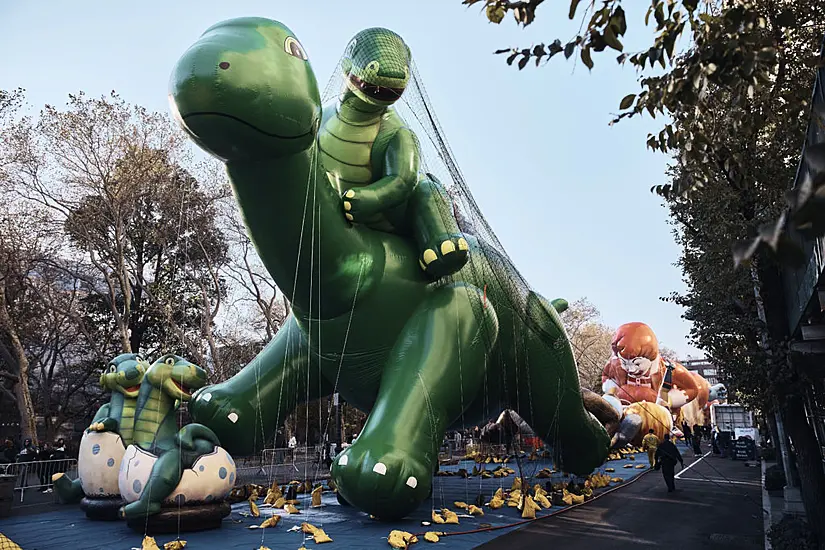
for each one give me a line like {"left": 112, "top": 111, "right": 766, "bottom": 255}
{"left": 170, "top": 17, "right": 381, "bottom": 317}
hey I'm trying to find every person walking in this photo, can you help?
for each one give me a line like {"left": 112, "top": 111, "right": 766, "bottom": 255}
{"left": 692, "top": 424, "right": 703, "bottom": 456}
{"left": 641, "top": 429, "right": 660, "bottom": 468}
{"left": 681, "top": 422, "right": 693, "bottom": 448}
{"left": 654, "top": 433, "right": 684, "bottom": 493}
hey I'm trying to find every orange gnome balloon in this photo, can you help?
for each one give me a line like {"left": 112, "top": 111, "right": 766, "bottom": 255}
{"left": 601, "top": 322, "right": 699, "bottom": 413}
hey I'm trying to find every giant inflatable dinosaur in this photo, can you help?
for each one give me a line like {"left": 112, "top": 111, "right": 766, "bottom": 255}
{"left": 170, "top": 17, "right": 610, "bottom": 520}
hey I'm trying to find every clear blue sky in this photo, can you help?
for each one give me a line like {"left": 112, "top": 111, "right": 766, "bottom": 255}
{"left": 0, "top": 0, "right": 703, "bottom": 358}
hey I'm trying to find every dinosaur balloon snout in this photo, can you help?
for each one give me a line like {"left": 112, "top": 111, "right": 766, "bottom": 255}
{"left": 169, "top": 17, "right": 321, "bottom": 161}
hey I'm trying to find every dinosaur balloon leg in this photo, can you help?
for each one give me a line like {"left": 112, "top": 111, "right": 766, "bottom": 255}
{"left": 189, "top": 319, "right": 331, "bottom": 455}
{"left": 334, "top": 283, "right": 498, "bottom": 517}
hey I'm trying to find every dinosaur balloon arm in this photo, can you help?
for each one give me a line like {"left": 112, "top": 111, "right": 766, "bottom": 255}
{"left": 343, "top": 128, "right": 420, "bottom": 217}
{"left": 550, "top": 298, "right": 569, "bottom": 313}
{"left": 91, "top": 404, "right": 111, "bottom": 424}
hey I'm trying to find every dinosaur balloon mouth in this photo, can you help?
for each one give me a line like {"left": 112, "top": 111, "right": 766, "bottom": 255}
{"left": 348, "top": 73, "right": 404, "bottom": 102}
{"left": 124, "top": 385, "right": 140, "bottom": 393}
{"left": 172, "top": 379, "right": 190, "bottom": 396}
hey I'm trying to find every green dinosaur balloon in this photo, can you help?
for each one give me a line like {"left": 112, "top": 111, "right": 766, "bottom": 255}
{"left": 171, "top": 17, "right": 610, "bottom": 520}
{"left": 319, "top": 28, "right": 467, "bottom": 279}
{"left": 118, "top": 354, "right": 222, "bottom": 519}
{"left": 52, "top": 353, "right": 147, "bottom": 505}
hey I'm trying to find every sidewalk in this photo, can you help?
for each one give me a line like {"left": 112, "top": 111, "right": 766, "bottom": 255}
{"left": 482, "top": 445, "right": 765, "bottom": 549}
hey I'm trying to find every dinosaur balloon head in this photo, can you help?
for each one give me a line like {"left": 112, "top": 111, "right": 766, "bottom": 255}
{"left": 100, "top": 353, "right": 149, "bottom": 398}
{"left": 146, "top": 354, "right": 208, "bottom": 402}
{"left": 169, "top": 17, "right": 321, "bottom": 161}
{"left": 341, "top": 27, "right": 411, "bottom": 107}
{"left": 611, "top": 322, "right": 660, "bottom": 377}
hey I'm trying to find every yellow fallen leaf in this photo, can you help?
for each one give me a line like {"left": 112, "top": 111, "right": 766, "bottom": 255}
{"left": 521, "top": 495, "right": 540, "bottom": 519}
{"left": 388, "top": 530, "right": 418, "bottom": 548}
{"left": 249, "top": 499, "right": 260, "bottom": 517}
{"left": 453, "top": 501, "right": 469, "bottom": 510}
{"left": 424, "top": 532, "right": 440, "bottom": 543}
{"left": 493, "top": 487, "right": 504, "bottom": 500}
{"left": 141, "top": 536, "right": 160, "bottom": 550}
{"left": 264, "top": 486, "right": 283, "bottom": 505}
{"left": 431, "top": 510, "right": 445, "bottom": 524}
{"left": 488, "top": 496, "right": 504, "bottom": 509}
{"left": 441, "top": 508, "right": 459, "bottom": 524}
{"left": 562, "top": 494, "right": 573, "bottom": 506}
{"left": 260, "top": 515, "right": 281, "bottom": 528}
{"left": 533, "top": 484, "right": 547, "bottom": 497}
{"left": 301, "top": 522, "right": 319, "bottom": 535}
{"left": 604, "top": 468, "right": 615, "bottom": 472}
{"left": 511, "top": 477, "right": 522, "bottom": 491}
{"left": 535, "top": 493, "right": 551, "bottom": 509}
{"left": 506, "top": 490, "right": 522, "bottom": 508}
{"left": 313, "top": 529, "right": 333, "bottom": 544}
{"left": 311, "top": 485, "right": 323, "bottom": 507}
{"left": 468, "top": 505, "right": 484, "bottom": 516}
{"left": 570, "top": 494, "right": 585, "bottom": 505}
{"left": 285, "top": 504, "right": 300, "bottom": 514}
{"left": 163, "top": 541, "right": 186, "bottom": 550}
{"left": 273, "top": 497, "right": 286, "bottom": 509}
{"left": 635, "top": 464, "right": 647, "bottom": 469}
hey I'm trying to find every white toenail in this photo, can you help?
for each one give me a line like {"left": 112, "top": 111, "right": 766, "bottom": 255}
{"left": 201, "top": 392, "right": 212, "bottom": 402}
{"left": 406, "top": 476, "right": 417, "bottom": 488}
{"left": 338, "top": 455, "right": 348, "bottom": 466}
{"left": 373, "top": 462, "right": 387, "bottom": 475}
{"left": 227, "top": 412, "right": 238, "bottom": 423}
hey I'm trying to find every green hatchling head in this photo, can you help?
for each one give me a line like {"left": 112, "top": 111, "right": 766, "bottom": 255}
{"left": 145, "top": 354, "right": 208, "bottom": 402}
{"left": 100, "top": 353, "right": 149, "bottom": 399}
{"left": 341, "top": 27, "right": 411, "bottom": 106}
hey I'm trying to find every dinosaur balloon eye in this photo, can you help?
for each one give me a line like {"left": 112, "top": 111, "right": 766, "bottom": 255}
{"left": 165, "top": 357, "right": 175, "bottom": 366}
{"left": 284, "top": 36, "right": 307, "bottom": 61}
{"left": 366, "top": 61, "right": 379, "bottom": 73}
{"left": 108, "top": 365, "right": 116, "bottom": 373}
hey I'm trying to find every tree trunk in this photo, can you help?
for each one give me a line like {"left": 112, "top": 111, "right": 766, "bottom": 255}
{"left": 781, "top": 392, "right": 825, "bottom": 546}
{"left": 766, "top": 408, "right": 784, "bottom": 471}
{"left": 0, "top": 290, "right": 37, "bottom": 444}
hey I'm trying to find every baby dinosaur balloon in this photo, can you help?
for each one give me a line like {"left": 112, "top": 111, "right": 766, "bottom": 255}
{"left": 319, "top": 27, "right": 467, "bottom": 279}
{"left": 170, "top": 17, "right": 610, "bottom": 520}
{"left": 52, "top": 353, "right": 147, "bottom": 512}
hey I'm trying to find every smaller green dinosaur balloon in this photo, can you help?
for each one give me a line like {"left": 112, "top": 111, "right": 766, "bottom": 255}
{"left": 320, "top": 27, "right": 469, "bottom": 279}
{"left": 118, "top": 354, "right": 224, "bottom": 520}
{"left": 53, "top": 353, "right": 148, "bottom": 505}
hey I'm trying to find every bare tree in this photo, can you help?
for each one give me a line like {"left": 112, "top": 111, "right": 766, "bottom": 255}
{"left": 4, "top": 92, "right": 230, "bottom": 361}
{"left": 560, "top": 298, "right": 614, "bottom": 392}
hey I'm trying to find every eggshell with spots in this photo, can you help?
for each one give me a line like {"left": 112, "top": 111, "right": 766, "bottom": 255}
{"left": 118, "top": 444, "right": 236, "bottom": 505}
{"left": 77, "top": 430, "right": 126, "bottom": 498}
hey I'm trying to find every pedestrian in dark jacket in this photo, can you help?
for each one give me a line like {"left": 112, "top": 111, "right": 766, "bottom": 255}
{"left": 655, "top": 434, "right": 684, "bottom": 493}
{"left": 681, "top": 422, "right": 693, "bottom": 447}
{"left": 692, "top": 425, "right": 703, "bottom": 456}
{"left": 37, "top": 442, "right": 53, "bottom": 491}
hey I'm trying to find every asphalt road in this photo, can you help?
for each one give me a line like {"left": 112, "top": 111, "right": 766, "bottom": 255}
{"left": 481, "top": 445, "right": 765, "bottom": 549}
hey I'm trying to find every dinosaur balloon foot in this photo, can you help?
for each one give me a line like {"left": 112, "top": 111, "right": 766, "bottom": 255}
{"left": 331, "top": 440, "right": 433, "bottom": 520}
{"left": 419, "top": 234, "right": 469, "bottom": 279}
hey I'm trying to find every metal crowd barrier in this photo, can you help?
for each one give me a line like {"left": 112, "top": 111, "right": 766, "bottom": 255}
{"left": 233, "top": 446, "right": 332, "bottom": 487}
{"left": 0, "top": 458, "right": 77, "bottom": 503}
